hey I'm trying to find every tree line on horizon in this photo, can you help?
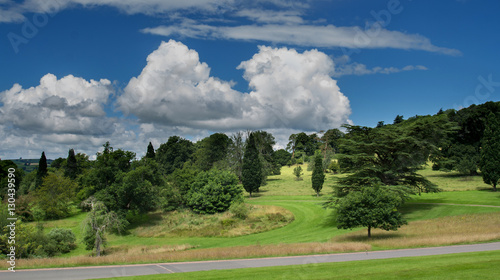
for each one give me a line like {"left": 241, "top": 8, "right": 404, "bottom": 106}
{"left": 1, "top": 101, "right": 499, "bottom": 254}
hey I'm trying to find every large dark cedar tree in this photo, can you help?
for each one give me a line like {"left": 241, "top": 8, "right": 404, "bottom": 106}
{"left": 336, "top": 115, "right": 454, "bottom": 196}
{"left": 479, "top": 112, "right": 500, "bottom": 191}
{"left": 242, "top": 132, "right": 262, "bottom": 197}
{"left": 311, "top": 153, "right": 325, "bottom": 196}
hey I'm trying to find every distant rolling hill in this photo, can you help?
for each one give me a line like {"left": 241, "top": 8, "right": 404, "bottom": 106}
{"left": 4, "top": 158, "right": 54, "bottom": 173}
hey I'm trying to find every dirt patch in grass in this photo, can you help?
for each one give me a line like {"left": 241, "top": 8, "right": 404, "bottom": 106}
{"left": 332, "top": 212, "right": 500, "bottom": 248}
{"left": 131, "top": 204, "right": 294, "bottom": 238}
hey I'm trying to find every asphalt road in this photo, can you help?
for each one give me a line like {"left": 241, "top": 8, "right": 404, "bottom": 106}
{"left": 1, "top": 242, "right": 499, "bottom": 280}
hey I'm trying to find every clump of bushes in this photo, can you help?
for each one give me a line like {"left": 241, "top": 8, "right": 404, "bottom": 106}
{"left": 186, "top": 170, "right": 243, "bottom": 214}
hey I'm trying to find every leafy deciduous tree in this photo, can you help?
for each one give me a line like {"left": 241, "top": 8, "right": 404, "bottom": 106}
{"left": 157, "top": 136, "right": 194, "bottom": 175}
{"left": 82, "top": 197, "right": 124, "bottom": 257}
{"left": 34, "top": 172, "right": 77, "bottom": 219}
{"left": 334, "top": 186, "right": 407, "bottom": 238}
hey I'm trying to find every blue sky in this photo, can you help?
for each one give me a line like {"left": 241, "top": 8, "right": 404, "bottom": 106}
{"left": 1, "top": 0, "right": 499, "bottom": 159}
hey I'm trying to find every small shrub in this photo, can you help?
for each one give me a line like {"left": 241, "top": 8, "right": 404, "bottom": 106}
{"left": 220, "top": 218, "right": 237, "bottom": 228}
{"left": 293, "top": 166, "right": 303, "bottom": 181}
{"left": 46, "top": 228, "right": 77, "bottom": 254}
{"left": 328, "top": 161, "right": 340, "bottom": 174}
{"left": 229, "top": 202, "right": 250, "bottom": 220}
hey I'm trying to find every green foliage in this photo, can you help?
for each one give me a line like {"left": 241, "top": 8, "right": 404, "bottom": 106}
{"left": 36, "top": 151, "right": 48, "bottom": 188}
{"left": 0, "top": 220, "right": 77, "bottom": 258}
{"left": 166, "top": 162, "right": 200, "bottom": 208}
{"left": 242, "top": 132, "right": 262, "bottom": 197}
{"left": 82, "top": 197, "right": 126, "bottom": 256}
{"left": 193, "top": 133, "right": 231, "bottom": 171}
{"left": 334, "top": 186, "right": 407, "bottom": 237}
{"left": 64, "top": 149, "right": 78, "bottom": 179}
{"left": 146, "top": 142, "right": 156, "bottom": 159}
{"left": 328, "top": 161, "right": 340, "bottom": 174}
{"left": 432, "top": 101, "right": 500, "bottom": 174}
{"left": 156, "top": 136, "right": 194, "bottom": 175}
{"left": 393, "top": 114, "right": 404, "bottom": 124}
{"left": 51, "top": 157, "right": 66, "bottom": 169}
{"left": 479, "top": 112, "right": 500, "bottom": 191}
{"left": 94, "top": 158, "right": 164, "bottom": 215}
{"left": 225, "top": 132, "right": 246, "bottom": 182}
{"left": 229, "top": 202, "right": 250, "bottom": 220}
{"left": 336, "top": 120, "right": 447, "bottom": 196}
{"left": 186, "top": 170, "right": 242, "bottom": 214}
{"left": 45, "top": 228, "right": 77, "bottom": 255}
{"left": 34, "top": 172, "right": 77, "bottom": 219}
{"left": 272, "top": 149, "right": 292, "bottom": 167}
{"left": 0, "top": 160, "right": 23, "bottom": 200}
{"left": 78, "top": 142, "right": 135, "bottom": 201}
{"left": 293, "top": 166, "right": 303, "bottom": 180}
{"left": 320, "top": 128, "right": 345, "bottom": 154}
{"left": 311, "top": 154, "right": 325, "bottom": 196}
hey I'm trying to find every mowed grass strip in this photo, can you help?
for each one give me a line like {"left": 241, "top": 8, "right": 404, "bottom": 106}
{"left": 100, "top": 250, "right": 500, "bottom": 280}
{"left": 7, "top": 243, "right": 369, "bottom": 269}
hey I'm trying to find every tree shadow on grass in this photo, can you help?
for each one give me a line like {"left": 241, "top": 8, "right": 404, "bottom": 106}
{"left": 337, "top": 231, "right": 404, "bottom": 242}
{"left": 399, "top": 202, "right": 440, "bottom": 218}
{"left": 266, "top": 178, "right": 281, "bottom": 182}
{"left": 477, "top": 187, "right": 497, "bottom": 192}
{"left": 124, "top": 211, "right": 164, "bottom": 235}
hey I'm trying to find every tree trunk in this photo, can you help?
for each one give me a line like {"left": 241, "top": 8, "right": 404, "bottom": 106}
{"left": 95, "top": 231, "right": 102, "bottom": 257}
{"left": 367, "top": 226, "right": 371, "bottom": 238}
{"left": 316, "top": 191, "right": 319, "bottom": 197}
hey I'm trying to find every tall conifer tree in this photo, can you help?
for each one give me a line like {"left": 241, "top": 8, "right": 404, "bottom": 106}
{"left": 146, "top": 142, "right": 156, "bottom": 159}
{"left": 65, "top": 149, "right": 78, "bottom": 179}
{"left": 312, "top": 153, "right": 325, "bottom": 196}
{"left": 242, "top": 132, "right": 262, "bottom": 197}
{"left": 479, "top": 112, "right": 500, "bottom": 191}
{"left": 36, "top": 151, "right": 48, "bottom": 188}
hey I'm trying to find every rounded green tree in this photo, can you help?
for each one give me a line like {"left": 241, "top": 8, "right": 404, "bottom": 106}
{"left": 335, "top": 186, "right": 407, "bottom": 238}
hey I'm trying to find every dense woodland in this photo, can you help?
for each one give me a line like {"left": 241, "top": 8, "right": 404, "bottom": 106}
{"left": 1, "top": 101, "right": 499, "bottom": 257}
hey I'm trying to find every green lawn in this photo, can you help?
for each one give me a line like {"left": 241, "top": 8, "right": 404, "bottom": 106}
{"left": 101, "top": 250, "right": 500, "bottom": 280}
{"left": 418, "top": 166, "right": 492, "bottom": 191}
{"left": 37, "top": 164, "right": 500, "bottom": 262}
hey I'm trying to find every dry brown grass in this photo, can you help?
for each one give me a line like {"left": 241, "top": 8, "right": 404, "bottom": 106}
{"left": 332, "top": 212, "right": 500, "bottom": 248}
{"left": 132, "top": 204, "right": 294, "bottom": 238}
{"left": 3, "top": 242, "right": 370, "bottom": 269}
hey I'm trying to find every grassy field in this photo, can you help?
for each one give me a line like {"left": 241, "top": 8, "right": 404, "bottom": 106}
{"left": 5, "top": 164, "right": 500, "bottom": 269}
{"left": 101, "top": 250, "right": 500, "bottom": 280}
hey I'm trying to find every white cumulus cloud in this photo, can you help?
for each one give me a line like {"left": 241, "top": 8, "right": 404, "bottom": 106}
{"left": 118, "top": 40, "right": 351, "bottom": 133}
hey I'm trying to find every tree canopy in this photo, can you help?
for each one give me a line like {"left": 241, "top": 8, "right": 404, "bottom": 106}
{"left": 334, "top": 186, "right": 407, "bottom": 238}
